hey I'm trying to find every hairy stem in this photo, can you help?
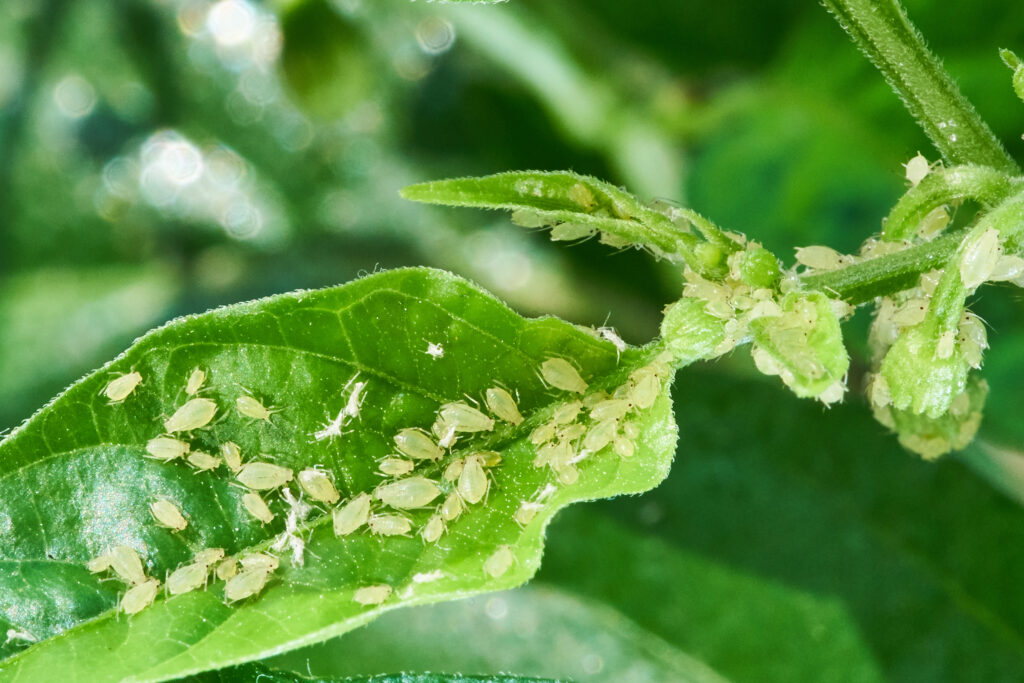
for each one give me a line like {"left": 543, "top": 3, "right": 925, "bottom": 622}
{"left": 823, "top": 0, "right": 1018, "bottom": 174}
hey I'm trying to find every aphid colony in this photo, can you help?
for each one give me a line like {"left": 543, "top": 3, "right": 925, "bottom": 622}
{"left": 91, "top": 347, "right": 658, "bottom": 617}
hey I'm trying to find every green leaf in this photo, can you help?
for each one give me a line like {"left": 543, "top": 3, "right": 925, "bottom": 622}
{"left": 0, "top": 267, "right": 678, "bottom": 681}
{"left": 191, "top": 663, "right": 563, "bottom": 683}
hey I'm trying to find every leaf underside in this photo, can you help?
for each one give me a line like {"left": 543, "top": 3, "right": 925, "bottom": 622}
{"left": 0, "top": 267, "right": 676, "bottom": 682}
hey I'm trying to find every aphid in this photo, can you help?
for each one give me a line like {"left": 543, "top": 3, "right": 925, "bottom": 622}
{"left": 514, "top": 501, "right": 542, "bottom": 526}
{"left": 917, "top": 206, "right": 950, "bottom": 239}
{"left": 393, "top": 428, "right": 443, "bottom": 461}
{"left": 379, "top": 457, "right": 415, "bottom": 477}
{"left": 485, "top": 387, "right": 523, "bottom": 425}
{"left": 621, "top": 422, "right": 640, "bottom": 440}
{"left": 236, "top": 395, "right": 274, "bottom": 422}
{"left": 892, "top": 298, "right": 929, "bottom": 327}
{"left": 421, "top": 514, "right": 445, "bottom": 543}
{"left": 960, "top": 228, "right": 1001, "bottom": 291}
{"left": 443, "top": 458, "right": 464, "bottom": 482}
{"left": 185, "top": 368, "right": 206, "bottom": 396}
{"left": 904, "top": 152, "right": 930, "bottom": 186}
{"left": 582, "top": 391, "right": 609, "bottom": 408}
{"left": 818, "top": 380, "right": 846, "bottom": 405}
{"left": 794, "top": 245, "right": 850, "bottom": 271}
{"left": 166, "top": 562, "right": 209, "bottom": 596}
{"left": 597, "top": 327, "right": 627, "bottom": 355}
{"left": 457, "top": 455, "right": 488, "bottom": 504}
{"left": 867, "top": 373, "right": 892, "bottom": 409}
{"left": 375, "top": 476, "right": 442, "bottom": 509}
{"left": 483, "top": 545, "right": 514, "bottom": 578}
{"left": 103, "top": 372, "right": 143, "bottom": 403}
{"left": 628, "top": 367, "right": 661, "bottom": 410}
{"left": 368, "top": 513, "right": 413, "bottom": 536}
{"left": 242, "top": 491, "right": 275, "bottom": 524}
{"left": 936, "top": 329, "right": 956, "bottom": 359}
{"left": 556, "top": 424, "right": 585, "bottom": 442}
{"left": 612, "top": 436, "right": 635, "bottom": 459}
{"left": 150, "top": 499, "right": 188, "bottom": 531}
{"left": 145, "top": 436, "right": 189, "bottom": 462}
{"left": 297, "top": 468, "right": 340, "bottom": 504}
{"left": 425, "top": 342, "right": 445, "bottom": 359}
{"left": 236, "top": 461, "right": 294, "bottom": 490}
{"left": 109, "top": 545, "right": 146, "bottom": 585}
{"left": 163, "top": 397, "right": 217, "bottom": 433}
{"left": 215, "top": 557, "right": 238, "bottom": 581}
{"left": 333, "top": 493, "right": 372, "bottom": 536}
{"left": 540, "top": 358, "right": 588, "bottom": 394}
{"left": 193, "top": 548, "right": 226, "bottom": 567}
{"left": 220, "top": 441, "right": 243, "bottom": 472}
{"left": 959, "top": 312, "right": 988, "bottom": 369}
{"left": 314, "top": 376, "right": 367, "bottom": 441}
{"left": 550, "top": 222, "right": 596, "bottom": 241}
{"left": 569, "top": 182, "right": 595, "bottom": 210}
{"left": 441, "top": 491, "right": 463, "bottom": 521}
{"left": 224, "top": 567, "right": 272, "bottom": 602}
{"left": 530, "top": 422, "right": 557, "bottom": 446}
{"left": 87, "top": 553, "right": 112, "bottom": 574}
{"left": 479, "top": 450, "right": 502, "bottom": 467}
{"left": 187, "top": 451, "right": 221, "bottom": 472}
{"left": 120, "top": 578, "right": 160, "bottom": 615}
{"left": 4, "top": 629, "right": 36, "bottom": 644}
{"left": 555, "top": 462, "right": 579, "bottom": 485}
{"left": 589, "top": 399, "right": 631, "bottom": 422}
{"left": 990, "top": 254, "right": 1024, "bottom": 282}
{"left": 239, "top": 552, "right": 279, "bottom": 572}
{"left": 432, "top": 417, "right": 459, "bottom": 450}
{"left": 439, "top": 401, "right": 495, "bottom": 433}
{"left": 353, "top": 584, "right": 392, "bottom": 606}
{"left": 551, "top": 400, "right": 582, "bottom": 424}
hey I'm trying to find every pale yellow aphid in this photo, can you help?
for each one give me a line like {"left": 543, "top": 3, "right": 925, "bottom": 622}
{"left": 220, "top": 442, "right": 243, "bottom": 473}
{"left": 817, "top": 380, "right": 846, "bottom": 405}
{"left": 242, "top": 491, "right": 274, "bottom": 524}
{"left": 892, "top": 298, "right": 929, "bottom": 327}
{"left": 440, "top": 491, "right": 463, "bottom": 521}
{"left": 421, "top": 514, "right": 445, "bottom": 543}
{"left": 483, "top": 545, "right": 514, "bottom": 578}
{"left": 379, "top": 457, "right": 415, "bottom": 477}
{"left": 236, "top": 395, "right": 274, "bottom": 422}
{"left": 582, "top": 390, "right": 609, "bottom": 408}
{"left": 550, "top": 222, "right": 597, "bottom": 242}
{"left": 867, "top": 373, "right": 892, "bottom": 409}
{"left": 535, "top": 439, "right": 571, "bottom": 469}
{"left": 193, "top": 548, "right": 225, "bottom": 566}
{"left": 457, "top": 455, "right": 488, "bottom": 505}
{"left": 557, "top": 424, "right": 586, "bottom": 443}
{"left": 368, "top": 513, "right": 412, "bottom": 536}
{"left": 612, "top": 436, "right": 635, "bottom": 459}
{"left": 479, "top": 450, "right": 502, "bottom": 467}
{"left": 375, "top": 476, "right": 441, "bottom": 509}
{"left": 145, "top": 436, "right": 189, "bottom": 462}
{"left": 917, "top": 206, "right": 950, "bottom": 239}
{"left": 353, "top": 584, "right": 392, "bottom": 606}
{"left": 905, "top": 152, "right": 930, "bottom": 186}
{"left": 87, "top": 553, "right": 112, "bottom": 574}
{"left": 216, "top": 557, "right": 238, "bottom": 581}
{"left": 224, "top": 567, "right": 272, "bottom": 602}
{"left": 514, "top": 501, "right": 542, "bottom": 526}
{"left": 568, "top": 182, "right": 595, "bottom": 210}
{"left": 438, "top": 401, "right": 495, "bottom": 433}
{"left": 443, "top": 458, "right": 464, "bottom": 482}
{"left": 990, "top": 254, "right": 1024, "bottom": 282}
{"left": 959, "top": 311, "right": 988, "bottom": 369}
{"left": 622, "top": 422, "right": 640, "bottom": 440}
{"left": 589, "top": 399, "right": 631, "bottom": 422}
{"left": 240, "top": 552, "right": 279, "bottom": 572}
{"left": 185, "top": 368, "right": 206, "bottom": 396}
{"left": 794, "top": 245, "right": 850, "bottom": 271}
{"left": 551, "top": 400, "right": 582, "bottom": 425}
{"left": 333, "top": 492, "right": 372, "bottom": 536}
{"left": 166, "top": 562, "right": 210, "bottom": 596}
{"left": 120, "top": 578, "right": 160, "bottom": 615}
{"left": 103, "top": 372, "right": 143, "bottom": 404}
{"left": 959, "top": 228, "right": 1001, "bottom": 291}
{"left": 393, "top": 428, "right": 443, "bottom": 461}
{"left": 583, "top": 419, "right": 617, "bottom": 452}
{"left": 236, "top": 461, "right": 294, "bottom": 490}
{"left": 150, "top": 499, "right": 188, "bottom": 531}
{"left": 484, "top": 387, "right": 523, "bottom": 425}
{"left": 555, "top": 462, "right": 579, "bottom": 485}
{"left": 163, "top": 398, "right": 217, "bottom": 433}
{"left": 540, "top": 358, "right": 588, "bottom": 394}
{"left": 530, "top": 423, "right": 557, "bottom": 446}
{"left": 628, "top": 367, "right": 662, "bottom": 410}
{"left": 109, "top": 545, "right": 146, "bottom": 585}
{"left": 936, "top": 329, "right": 956, "bottom": 359}
{"left": 432, "top": 417, "right": 459, "bottom": 450}
{"left": 297, "top": 468, "right": 340, "bottom": 504}
{"left": 187, "top": 451, "right": 221, "bottom": 472}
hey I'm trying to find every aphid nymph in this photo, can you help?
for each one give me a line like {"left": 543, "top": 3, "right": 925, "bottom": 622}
{"left": 103, "top": 371, "right": 143, "bottom": 404}
{"left": 185, "top": 368, "right": 206, "bottom": 396}
{"left": 540, "top": 358, "right": 588, "bottom": 394}
{"left": 297, "top": 467, "right": 340, "bottom": 504}
{"left": 375, "top": 476, "right": 441, "bottom": 509}
{"left": 236, "top": 394, "right": 275, "bottom": 422}
{"left": 163, "top": 397, "right": 217, "bottom": 433}
{"left": 236, "top": 461, "right": 294, "bottom": 490}
{"left": 150, "top": 499, "right": 188, "bottom": 531}
{"left": 485, "top": 386, "right": 523, "bottom": 425}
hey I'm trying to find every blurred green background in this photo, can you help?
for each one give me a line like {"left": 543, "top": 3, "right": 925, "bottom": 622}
{"left": 5, "top": 0, "right": 1024, "bottom": 680}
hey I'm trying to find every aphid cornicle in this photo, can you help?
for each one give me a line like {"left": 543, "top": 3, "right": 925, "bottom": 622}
{"left": 120, "top": 578, "right": 160, "bottom": 615}
{"left": 103, "top": 372, "right": 143, "bottom": 403}
{"left": 163, "top": 398, "right": 217, "bottom": 433}
{"left": 379, "top": 457, "right": 415, "bottom": 477}
{"left": 438, "top": 401, "right": 495, "bottom": 433}
{"left": 166, "top": 562, "right": 209, "bottom": 595}
{"left": 109, "top": 545, "right": 146, "bottom": 585}
{"left": 150, "top": 499, "right": 188, "bottom": 531}
{"left": 393, "top": 428, "right": 443, "bottom": 461}
{"left": 242, "top": 491, "right": 274, "bottom": 524}
{"left": 485, "top": 387, "right": 523, "bottom": 425}
{"left": 236, "top": 395, "right": 274, "bottom": 421}
{"left": 422, "top": 514, "right": 445, "bottom": 543}
{"left": 333, "top": 493, "right": 372, "bottom": 536}
{"left": 297, "top": 468, "right": 341, "bottom": 504}
{"left": 457, "top": 455, "right": 488, "bottom": 504}
{"left": 145, "top": 436, "right": 189, "bottom": 462}
{"left": 220, "top": 441, "right": 243, "bottom": 472}
{"left": 224, "top": 567, "right": 272, "bottom": 602}
{"left": 353, "top": 584, "right": 392, "bottom": 606}
{"left": 368, "top": 513, "right": 413, "bottom": 536}
{"left": 540, "top": 358, "right": 588, "bottom": 394}
{"left": 440, "top": 491, "right": 463, "bottom": 521}
{"left": 236, "top": 461, "right": 294, "bottom": 490}
{"left": 187, "top": 451, "right": 221, "bottom": 472}
{"left": 483, "top": 545, "right": 515, "bottom": 578}
{"left": 375, "top": 476, "right": 442, "bottom": 509}
{"left": 185, "top": 368, "right": 206, "bottom": 396}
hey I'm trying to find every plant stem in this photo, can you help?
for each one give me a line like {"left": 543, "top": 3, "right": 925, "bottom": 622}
{"left": 823, "top": 0, "right": 1018, "bottom": 174}
{"left": 801, "top": 230, "right": 965, "bottom": 304}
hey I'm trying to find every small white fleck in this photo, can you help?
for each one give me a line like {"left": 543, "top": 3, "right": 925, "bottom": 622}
{"left": 314, "top": 374, "right": 367, "bottom": 441}
{"left": 425, "top": 342, "right": 445, "bottom": 359}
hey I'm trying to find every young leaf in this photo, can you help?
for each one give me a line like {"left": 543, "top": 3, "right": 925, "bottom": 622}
{"left": 190, "top": 664, "right": 564, "bottom": 683}
{"left": 0, "top": 267, "right": 680, "bottom": 681}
